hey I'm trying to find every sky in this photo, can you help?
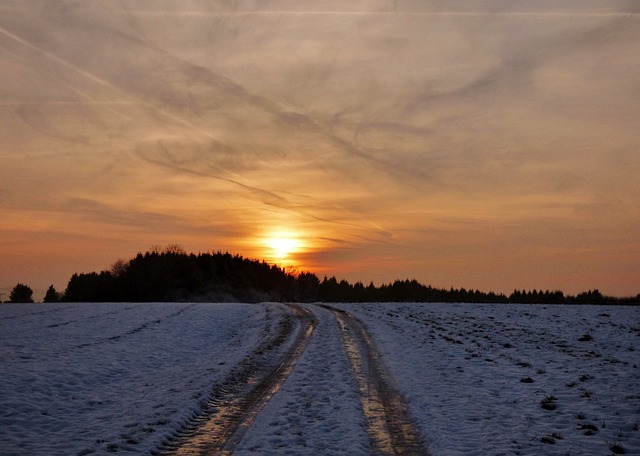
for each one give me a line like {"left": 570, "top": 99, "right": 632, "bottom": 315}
{"left": 1, "top": 0, "right": 639, "bottom": 300}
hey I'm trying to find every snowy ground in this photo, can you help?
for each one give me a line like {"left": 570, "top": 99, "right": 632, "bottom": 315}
{"left": 234, "top": 304, "right": 370, "bottom": 456}
{"left": 338, "top": 303, "right": 640, "bottom": 456}
{"left": 0, "top": 302, "right": 289, "bottom": 455}
{"left": 1, "top": 302, "right": 639, "bottom": 455}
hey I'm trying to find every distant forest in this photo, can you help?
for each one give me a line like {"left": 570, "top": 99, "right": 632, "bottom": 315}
{"left": 20, "top": 246, "right": 631, "bottom": 305}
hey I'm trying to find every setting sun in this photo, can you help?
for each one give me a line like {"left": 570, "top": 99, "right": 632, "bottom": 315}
{"left": 1, "top": 1, "right": 639, "bottom": 300}
{"left": 269, "top": 237, "right": 298, "bottom": 259}
{"left": 263, "top": 231, "right": 305, "bottom": 263}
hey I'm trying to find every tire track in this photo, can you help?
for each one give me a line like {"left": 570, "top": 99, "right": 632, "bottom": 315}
{"left": 0, "top": 304, "right": 76, "bottom": 321}
{"left": 156, "top": 303, "right": 316, "bottom": 456}
{"left": 46, "top": 304, "right": 141, "bottom": 328}
{"left": 322, "top": 305, "right": 429, "bottom": 456}
{"left": 73, "top": 304, "right": 195, "bottom": 350}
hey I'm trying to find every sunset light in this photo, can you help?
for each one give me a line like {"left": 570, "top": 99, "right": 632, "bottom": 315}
{"left": 2, "top": 3, "right": 640, "bottom": 454}
{"left": 1, "top": 1, "right": 639, "bottom": 300}
{"left": 263, "top": 231, "right": 305, "bottom": 263}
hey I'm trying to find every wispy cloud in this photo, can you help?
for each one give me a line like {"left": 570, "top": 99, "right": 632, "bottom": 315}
{"left": 1, "top": 0, "right": 638, "bottom": 296}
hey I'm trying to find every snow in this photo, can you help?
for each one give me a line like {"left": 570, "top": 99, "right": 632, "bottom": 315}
{"left": 2, "top": 302, "right": 639, "bottom": 455}
{"left": 338, "top": 303, "right": 640, "bottom": 456}
{"left": 233, "top": 304, "right": 370, "bottom": 455}
{"left": 0, "top": 302, "right": 284, "bottom": 456}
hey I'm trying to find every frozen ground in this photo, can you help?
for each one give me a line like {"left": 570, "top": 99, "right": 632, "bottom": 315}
{"left": 233, "top": 304, "right": 370, "bottom": 455}
{"left": 1, "top": 302, "right": 639, "bottom": 455}
{"left": 0, "top": 302, "right": 290, "bottom": 455}
{"left": 338, "top": 303, "right": 640, "bottom": 456}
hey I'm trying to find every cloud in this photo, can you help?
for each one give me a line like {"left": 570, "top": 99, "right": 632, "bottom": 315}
{"left": 1, "top": 0, "right": 638, "bottom": 296}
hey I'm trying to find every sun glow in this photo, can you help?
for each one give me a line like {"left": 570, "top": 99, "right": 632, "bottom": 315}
{"left": 262, "top": 230, "right": 305, "bottom": 264}
{"left": 269, "top": 237, "right": 299, "bottom": 259}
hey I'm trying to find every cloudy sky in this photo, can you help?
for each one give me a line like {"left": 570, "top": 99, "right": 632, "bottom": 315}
{"left": 1, "top": 0, "right": 639, "bottom": 299}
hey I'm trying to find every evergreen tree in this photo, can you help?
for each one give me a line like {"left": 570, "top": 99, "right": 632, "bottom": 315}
{"left": 55, "top": 246, "right": 636, "bottom": 305}
{"left": 10, "top": 283, "right": 34, "bottom": 303}
{"left": 43, "top": 285, "right": 60, "bottom": 303}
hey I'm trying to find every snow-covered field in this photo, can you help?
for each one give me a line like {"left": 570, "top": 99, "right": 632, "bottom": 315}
{"left": 0, "top": 302, "right": 289, "bottom": 455}
{"left": 1, "top": 302, "right": 639, "bottom": 455}
{"left": 234, "top": 304, "right": 371, "bottom": 456}
{"left": 338, "top": 303, "right": 640, "bottom": 456}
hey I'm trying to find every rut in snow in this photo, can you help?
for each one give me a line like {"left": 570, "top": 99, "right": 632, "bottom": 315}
{"left": 155, "top": 304, "right": 316, "bottom": 456}
{"left": 323, "top": 305, "right": 430, "bottom": 456}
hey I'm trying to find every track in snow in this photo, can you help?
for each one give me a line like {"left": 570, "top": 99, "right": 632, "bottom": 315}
{"left": 157, "top": 303, "right": 427, "bottom": 455}
{"left": 156, "top": 304, "right": 316, "bottom": 456}
{"left": 323, "top": 305, "right": 429, "bottom": 456}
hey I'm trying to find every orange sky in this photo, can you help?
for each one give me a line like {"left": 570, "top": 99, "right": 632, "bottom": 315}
{"left": 1, "top": 0, "right": 639, "bottom": 300}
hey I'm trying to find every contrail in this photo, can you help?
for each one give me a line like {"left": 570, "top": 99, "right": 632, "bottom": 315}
{"left": 0, "top": 25, "right": 116, "bottom": 90}
{"left": 0, "top": 24, "right": 220, "bottom": 141}
{"left": 0, "top": 18, "right": 394, "bottom": 240}
{"left": 0, "top": 101, "right": 141, "bottom": 105}
{"left": 110, "top": 10, "right": 640, "bottom": 18}
{"left": 0, "top": 39, "right": 138, "bottom": 121}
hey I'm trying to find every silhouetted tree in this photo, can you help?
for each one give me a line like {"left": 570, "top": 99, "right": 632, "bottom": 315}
{"left": 110, "top": 258, "right": 128, "bottom": 278}
{"left": 318, "top": 276, "right": 340, "bottom": 302}
{"left": 295, "top": 272, "right": 320, "bottom": 302}
{"left": 575, "top": 289, "right": 604, "bottom": 304}
{"left": 43, "top": 285, "right": 60, "bottom": 303}
{"left": 58, "top": 246, "right": 637, "bottom": 305}
{"left": 64, "top": 272, "right": 116, "bottom": 302}
{"left": 10, "top": 283, "right": 34, "bottom": 303}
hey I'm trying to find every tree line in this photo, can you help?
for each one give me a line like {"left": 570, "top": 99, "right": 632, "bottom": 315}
{"left": 4, "top": 247, "right": 639, "bottom": 305}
